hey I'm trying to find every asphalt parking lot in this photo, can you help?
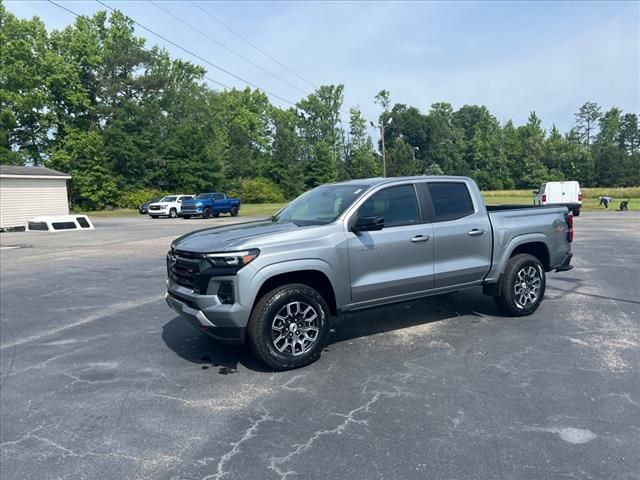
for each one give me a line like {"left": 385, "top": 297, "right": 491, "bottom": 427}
{"left": 1, "top": 212, "right": 639, "bottom": 480}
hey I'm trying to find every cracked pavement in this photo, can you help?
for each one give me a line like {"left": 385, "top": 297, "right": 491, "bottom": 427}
{"left": 1, "top": 212, "right": 639, "bottom": 479}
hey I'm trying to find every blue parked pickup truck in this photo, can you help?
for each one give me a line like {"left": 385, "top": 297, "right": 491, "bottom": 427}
{"left": 179, "top": 192, "right": 241, "bottom": 219}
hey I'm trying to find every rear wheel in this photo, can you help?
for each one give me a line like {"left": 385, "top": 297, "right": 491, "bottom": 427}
{"left": 247, "top": 284, "right": 329, "bottom": 370}
{"left": 230, "top": 206, "right": 239, "bottom": 217}
{"left": 494, "top": 254, "right": 546, "bottom": 316}
{"left": 169, "top": 208, "right": 177, "bottom": 218}
{"left": 572, "top": 208, "right": 580, "bottom": 217}
{"left": 203, "top": 208, "right": 211, "bottom": 219}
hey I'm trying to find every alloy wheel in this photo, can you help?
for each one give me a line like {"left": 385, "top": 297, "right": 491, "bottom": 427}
{"left": 271, "top": 301, "right": 320, "bottom": 356}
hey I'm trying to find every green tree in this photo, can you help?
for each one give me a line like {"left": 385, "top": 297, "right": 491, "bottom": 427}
{"left": 0, "top": 4, "right": 54, "bottom": 165}
{"left": 267, "top": 107, "right": 304, "bottom": 198}
{"left": 48, "top": 129, "right": 118, "bottom": 209}
{"left": 575, "top": 101, "right": 602, "bottom": 146}
{"left": 345, "top": 107, "right": 379, "bottom": 179}
{"left": 296, "top": 85, "right": 344, "bottom": 187}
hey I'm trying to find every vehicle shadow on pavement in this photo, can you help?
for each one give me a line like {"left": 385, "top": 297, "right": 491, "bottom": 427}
{"left": 161, "top": 317, "right": 272, "bottom": 374}
{"left": 161, "top": 287, "right": 503, "bottom": 373}
{"left": 328, "top": 288, "right": 501, "bottom": 346}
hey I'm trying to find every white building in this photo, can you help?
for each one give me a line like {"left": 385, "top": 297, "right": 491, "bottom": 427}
{"left": 0, "top": 165, "right": 71, "bottom": 230}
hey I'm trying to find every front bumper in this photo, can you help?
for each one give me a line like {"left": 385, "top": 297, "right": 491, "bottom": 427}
{"left": 165, "top": 282, "right": 251, "bottom": 344}
{"left": 179, "top": 208, "right": 202, "bottom": 216}
{"left": 149, "top": 208, "right": 169, "bottom": 215}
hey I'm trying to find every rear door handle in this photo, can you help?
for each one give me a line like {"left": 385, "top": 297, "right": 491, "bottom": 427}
{"left": 468, "top": 229, "right": 485, "bottom": 236}
{"left": 410, "top": 235, "right": 430, "bottom": 243}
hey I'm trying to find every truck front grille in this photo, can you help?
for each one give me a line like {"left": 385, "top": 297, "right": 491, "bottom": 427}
{"left": 149, "top": 205, "right": 161, "bottom": 210}
{"left": 168, "top": 250, "right": 204, "bottom": 289}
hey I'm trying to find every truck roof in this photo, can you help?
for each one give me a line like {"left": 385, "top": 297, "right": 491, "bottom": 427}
{"left": 327, "top": 175, "right": 473, "bottom": 188}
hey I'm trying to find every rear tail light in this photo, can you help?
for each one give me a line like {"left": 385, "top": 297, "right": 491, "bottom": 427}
{"left": 542, "top": 194, "right": 547, "bottom": 203}
{"left": 567, "top": 213, "right": 574, "bottom": 242}
{"left": 578, "top": 192, "right": 582, "bottom": 202}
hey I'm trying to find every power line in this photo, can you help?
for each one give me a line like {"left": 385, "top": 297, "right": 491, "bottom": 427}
{"left": 95, "top": 0, "right": 298, "bottom": 106}
{"left": 47, "top": 0, "right": 231, "bottom": 90}
{"left": 190, "top": 1, "right": 318, "bottom": 91}
{"left": 149, "top": 0, "right": 309, "bottom": 97}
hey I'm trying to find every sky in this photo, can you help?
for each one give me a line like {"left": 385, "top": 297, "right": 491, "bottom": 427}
{"left": 5, "top": 0, "right": 640, "bottom": 134}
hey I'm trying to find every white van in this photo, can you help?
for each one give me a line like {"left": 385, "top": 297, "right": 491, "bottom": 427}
{"left": 533, "top": 181, "right": 582, "bottom": 216}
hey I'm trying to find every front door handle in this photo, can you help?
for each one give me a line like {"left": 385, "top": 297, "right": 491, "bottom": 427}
{"left": 410, "top": 235, "right": 430, "bottom": 243}
{"left": 468, "top": 228, "right": 485, "bottom": 236}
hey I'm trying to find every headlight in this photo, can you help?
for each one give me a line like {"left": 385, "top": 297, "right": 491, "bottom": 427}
{"left": 204, "top": 249, "right": 259, "bottom": 267}
{"left": 196, "top": 202, "right": 203, "bottom": 207}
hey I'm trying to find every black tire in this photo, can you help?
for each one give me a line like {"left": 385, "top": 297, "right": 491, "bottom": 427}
{"left": 181, "top": 215, "right": 191, "bottom": 219}
{"left": 230, "top": 206, "right": 239, "bottom": 217}
{"left": 212, "top": 212, "right": 220, "bottom": 218}
{"left": 573, "top": 208, "right": 580, "bottom": 217}
{"left": 247, "top": 284, "right": 330, "bottom": 370}
{"left": 494, "top": 253, "right": 546, "bottom": 316}
{"left": 203, "top": 208, "right": 211, "bottom": 219}
{"left": 150, "top": 215, "right": 158, "bottom": 219}
{"left": 169, "top": 208, "right": 177, "bottom": 218}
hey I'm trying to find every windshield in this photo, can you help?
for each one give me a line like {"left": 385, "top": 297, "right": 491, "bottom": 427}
{"left": 272, "top": 184, "right": 368, "bottom": 226}
{"left": 161, "top": 196, "right": 177, "bottom": 202}
{"left": 195, "top": 193, "right": 211, "bottom": 200}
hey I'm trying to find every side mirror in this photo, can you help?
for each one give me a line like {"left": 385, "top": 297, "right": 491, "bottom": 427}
{"left": 532, "top": 190, "right": 539, "bottom": 195}
{"left": 352, "top": 216, "right": 384, "bottom": 232}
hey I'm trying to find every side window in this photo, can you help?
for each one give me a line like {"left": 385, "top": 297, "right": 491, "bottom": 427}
{"left": 213, "top": 193, "right": 223, "bottom": 200}
{"left": 428, "top": 182, "right": 475, "bottom": 222}
{"left": 358, "top": 185, "right": 419, "bottom": 228}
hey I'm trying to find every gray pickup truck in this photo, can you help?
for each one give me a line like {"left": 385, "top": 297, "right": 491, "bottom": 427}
{"left": 166, "top": 176, "right": 574, "bottom": 370}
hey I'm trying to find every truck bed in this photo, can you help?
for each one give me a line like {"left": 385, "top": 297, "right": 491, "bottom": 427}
{"left": 484, "top": 204, "right": 572, "bottom": 283}
{"left": 486, "top": 203, "right": 579, "bottom": 212}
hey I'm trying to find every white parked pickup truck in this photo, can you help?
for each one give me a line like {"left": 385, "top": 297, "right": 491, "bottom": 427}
{"left": 148, "top": 195, "right": 194, "bottom": 218}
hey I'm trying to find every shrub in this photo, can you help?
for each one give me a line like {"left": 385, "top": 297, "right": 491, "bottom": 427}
{"left": 230, "top": 177, "right": 285, "bottom": 204}
{"left": 117, "top": 189, "right": 166, "bottom": 209}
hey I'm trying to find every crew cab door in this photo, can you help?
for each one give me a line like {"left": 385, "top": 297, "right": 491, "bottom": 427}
{"left": 211, "top": 193, "right": 225, "bottom": 212}
{"left": 424, "top": 181, "right": 492, "bottom": 288}
{"left": 347, "top": 184, "right": 434, "bottom": 304}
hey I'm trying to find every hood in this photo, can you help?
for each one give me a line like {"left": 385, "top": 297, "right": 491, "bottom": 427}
{"left": 172, "top": 220, "right": 300, "bottom": 253}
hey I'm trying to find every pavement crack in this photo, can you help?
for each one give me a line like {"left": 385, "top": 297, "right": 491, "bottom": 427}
{"left": 267, "top": 390, "right": 400, "bottom": 479}
{"left": 200, "top": 408, "right": 273, "bottom": 480}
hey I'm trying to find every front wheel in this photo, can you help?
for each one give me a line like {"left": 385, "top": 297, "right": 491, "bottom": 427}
{"left": 247, "top": 284, "right": 330, "bottom": 370}
{"left": 494, "top": 253, "right": 546, "bottom": 316}
{"left": 212, "top": 212, "right": 220, "bottom": 218}
{"left": 203, "top": 208, "right": 211, "bottom": 219}
{"left": 181, "top": 215, "right": 191, "bottom": 219}
{"left": 230, "top": 206, "right": 239, "bottom": 217}
{"left": 150, "top": 215, "right": 158, "bottom": 219}
{"left": 169, "top": 208, "right": 177, "bottom": 218}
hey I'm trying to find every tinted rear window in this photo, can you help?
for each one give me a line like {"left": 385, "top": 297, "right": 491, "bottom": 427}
{"left": 28, "top": 221, "right": 49, "bottom": 231}
{"left": 428, "top": 183, "right": 475, "bottom": 221}
{"left": 76, "top": 217, "right": 90, "bottom": 228}
{"left": 52, "top": 222, "right": 78, "bottom": 230}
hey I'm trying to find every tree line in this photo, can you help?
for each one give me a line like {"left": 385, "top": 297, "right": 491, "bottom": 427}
{"left": 1, "top": 4, "right": 638, "bottom": 209}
